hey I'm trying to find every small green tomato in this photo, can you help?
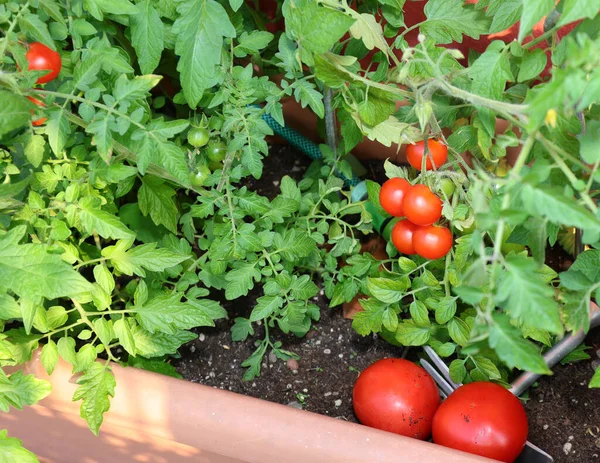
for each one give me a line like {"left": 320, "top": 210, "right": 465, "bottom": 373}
{"left": 207, "top": 141, "right": 227, "bottom": 162}
{"left": 188, "top": 127, "right": 210, "bottom": 148}
{"left": 190, "top": 164, "right": 211, "bottom": 188}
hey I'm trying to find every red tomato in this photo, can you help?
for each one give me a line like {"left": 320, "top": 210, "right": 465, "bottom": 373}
{"left": 353, "top": 358, "right": 440, "bottom": 439}
{"left": 27, "top": 96, "right": 48, "bottom": 126}
{"left": 26, "top": 42, "right": 62, "bottom": 84}
{"left": 432, "top": 382, "right": 528, "bottom": 463}
{"left": 412, "top": 225, "right": 452, "bottom": 260}
{"left": 402, "top": 184, "right": 443, "bottom": 226}
{"left": 406, "top": 139, "right": 448, "bottom": 171}
{"left": 379, "top": 178, "right": 410, "bottom": 217}
{"left": 391, "top": 219, "right": 419, "bottom": 255}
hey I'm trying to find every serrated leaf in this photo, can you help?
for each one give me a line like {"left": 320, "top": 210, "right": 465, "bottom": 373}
{"left": 469, "top": 48, "right": 514, "bottom": 101}
{"left": 225, "top": 264, "right": 262, "bottom": 299}
{"left": 556, "top": 0, "right": 600, "bottom": 27}
{"left": 93, "top": 318, "right": 115, "bottom": 347}
{"left": 83, "top": 0, "right": 137, "bottom": 21}
{"left": 421, "top": 0, "right": 489, "bottom": 43}
{"left": 172, "top": 0, "right": 236, "bottom": 107}
{"left": 382, "top": 307, "right": 398, "bottom": 331}
{"left": 518, "top": 48, "right": 547, "bottom": 82}
{"left": 57, "top": 336, "right": 76, "bottom": 365}
{"left": 79, "top": 197, "right": 135, "bottom": 240}
{"left": 395, "top": 320, "right": 431, "bottom": 346}
{"left": 0, "top": 226, "right": 91, "bottom": 300}
{"left": 73, "top": 363, "right": 116, "bottom": 435}
{"left": 113, "top": 318, "right": 136, "bottom": 356}
{"left": 0, "top": 92, "right": 31, "bottom": 137}
{"left": 590, "top": 368, "right": 600, "bottom": 388}
{"left": 250, "top": 296, "right": 283, "bottom": 322}
{"left": 134, "top": 293, "right": 214, "bottom": 334}
{"left": 349, "top": 12, "right": 388, "bottom": 52}
{"left": 154, "top": 140, "right": 190, "bottom": 186}
{"left": 435, "top": 297, "right": 458, "bottom": 324}
{"left": 131, "top": 0, "right": 165, "bottom": 74}
{"left": 497, "top": 255, "right": 562, "bottom": 334}
{"left": 519, "top": 0, "right": 554, "bottom": 42}
{"left": 131, "top": 324, "right": 195, "bottom": 357}
{"left": 449, "top": 359, "right": 466, "bottom": 384}
{"left": 19, "top": 14, "right": 55, "bottom": 49}
{"left": 410, "top": 300, "right": 430, "bottom": 327}
{"left": 231, "top": 317, "right": 254, "bottom": 342}
{"left": 138, "top": 176, "right": 179, "bottom": 233}
{"left": 367, "top": 277, "right": 409, "bottom": 304}
{"left": 24, "top": 134, "right": 45, "bottom": 168}
{"left": 351, "top": 298, "right": 388, "bottom": 335}
{"left": 447, "top": 317, "right": 471, "bottom": 346}
{"left": 292, "top": 80, "right": 324, "bottom": 118}
{"left": 489, "top": 313, "right": 551, "bottom": 374}
{"left": 0, "top": 369, "right": 51, "bottom": 412}
{"left": 0, "top": 430, "right": 40, "bottom": 462}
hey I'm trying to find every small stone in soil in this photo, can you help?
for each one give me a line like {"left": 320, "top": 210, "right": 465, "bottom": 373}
{"left": 324, "top": 392, "right": 332, "bottom": 397}
{"left": 287, "top": 358, "right": 299, "bottom": 370}
{"left": 199, "top": 333, "right": 205, "bottom": 342}
{"left": 190, "top": 345, "right": 196, "bottom": 353}
{"left": 324, "top": 349, "right": 331, "bottom": 354}
{"left": 543, "top": 425, "right": 549, "bottom": 430}
{"left": 334, "top": 399, "right": 342, "bottom": 407}
{"left": 564, "top": 442, "right": 573, "bottom": 455}
{"left": 292, "top": 370, "right": 298, "bottom": 375}
{"left": 268, "top": 351, "right": 277, "bottom": 363}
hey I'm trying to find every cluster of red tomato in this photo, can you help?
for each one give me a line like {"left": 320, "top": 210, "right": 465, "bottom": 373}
{"left": 379, "top": 140, "right": 453, "bottom": 260}
{"left": 23, "top": 42, "right": 62, "bottom": 126}
{"left": 353, "top": 359, "right": 529, "bottom": 463}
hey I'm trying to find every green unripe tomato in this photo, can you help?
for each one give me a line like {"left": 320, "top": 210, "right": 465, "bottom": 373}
{"left": 439, "top": 178, "right": 456, "bottom": 199}
{"left": 190, "top": 164, "right": 211, "bottom": 188}
{"left": 499, "top": 227, "right": 526, "bottom": 254}
{"left": 207, "top": 141, "right": 227, "bottom": 162}
{"left": 188, "top": 127, "right": 210, "bottom": 148}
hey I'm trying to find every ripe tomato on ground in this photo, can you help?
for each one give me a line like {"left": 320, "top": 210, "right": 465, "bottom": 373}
{"left": 379, "top": 177, "right": 410, "bottom": 217}
{"left": 412, "top": 225, "right": 452, "bottom": 260}
{"left": 432, "top": 382, "right": 528, "bottom": 463}
{"left": 27, "top": 96, "right": 47, "bottom": 126}
{"left": 402, "top": 184, "right": 443, "bottom": 226}
{"left": 26, "top": 42, "right": 62, "bottom": 84}
{"left": 406, "top": 139, "right": 448, "bottom": 171}
{"left": 353, "top": 358, "right": 440, "bottom": 439}
{"left": 391, "top": 219, "right": 419, "bottom": 255}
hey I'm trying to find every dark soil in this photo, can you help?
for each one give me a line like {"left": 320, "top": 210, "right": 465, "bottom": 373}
{"left": 173, "top": 144, "right": 600, "bottom": 463}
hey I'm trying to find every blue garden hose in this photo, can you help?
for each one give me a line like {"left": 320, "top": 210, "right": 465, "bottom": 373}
{"left": 259, "top": 107, "right": 394, "bottom": 237}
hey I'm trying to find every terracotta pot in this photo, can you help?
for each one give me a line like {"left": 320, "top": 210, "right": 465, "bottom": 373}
{"left": 0, "top": 351, "right": 497, "bottom": 463}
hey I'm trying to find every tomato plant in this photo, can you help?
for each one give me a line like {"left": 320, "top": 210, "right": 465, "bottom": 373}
{"left": 406, "top": 139, "right": 448, "bottom": 171}
{"left": 432, "top": 382, "right": 528, "bottom": 463}
{"left": 402, "top": 184, "right": 443, "bottom": 226}
{"left": 25, "top": 42, "right": 61, "bottom": 84}
{"left": 391, "top": 219, "right": 419, "bottom": 255}
{"left": 379, "top": 177, "right": 410, "bottom": 217}
{"left": 353, "top": 358, "right": 440, "bottom": 439}
{"left": 188, "top": 127, "right": 210, "bottom": 148}
{"left": 412, "top": 226, "right": 453, "bottom": 260}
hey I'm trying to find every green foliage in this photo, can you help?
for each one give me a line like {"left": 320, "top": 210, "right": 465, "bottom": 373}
{"left": 1, "top": 0, "right": 600, "bottom": 447}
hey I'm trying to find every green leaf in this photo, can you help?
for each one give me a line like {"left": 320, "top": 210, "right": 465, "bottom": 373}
{"left": 128, "top": 357, "right": 182, "bottom": 378}
{"left": 131, "top": 324, "right": 196, "bottom": 357}
{"left": 235, "top": 31, "right": 274, "bottom": 58}
{"left": 0, "top": 430, "right": 39, "bottom": 463}
{"left": 489, "top": 313, "right": 551, "bottom": 374}
{"left": 73, "top": 363, "right": 116, "bottom": 435}
{"left": 138, "top": 176, "right": 179, "bottom": 233}
{"left": 579, "top": 120, "right": 600, "bottom": 164}
{"left": 273, "top": 230, "right": 316, "bottom": 261}
{"left": 447, "top": 317, "right": 471, "bottom": 346}
{"left": 382, "top": 307, "right": 398, "bottom": 332}
{"left": 24, "top": 134, "right": 45, "bottom": 168}
{"left": 497, "top": 255, "right": 562, "bottom": 334}
{"left": 487, "top": 0, "right": 522, "bottom": 33}
{"left": 471, "top": 355, "right": 501, "bottom": 380}
{"left": 410, "top": 301, "right": 430, "bottom": 327}
{"left": 469, "top": 48, "right": 514, "bottom": 101}
{"left": 74, "top": 344, "right": 97, "bottom": 374}
{"left": 349, "top": 13, "right": 387, "bottom": 53}
{"left": 556, "top": 0, "right": 600, "bottom": 27}
{"left": 79, "top": 197, "right": 135, "bottom": 240}
{"left": 0, "top": 369, "right": 51, "bottom": 412}
{"left": 560, "top": 344, "right": 591, "bottom": 365}
{"left": 435, "top": 297, "right": 458, "bottom": 325}
{"left": 114, "top": 318, "right": 136, "bottom": 357}
{"left": 131, "top": 0, "right": 165, "bottom": 74}
{"left": 519, "top": 0, "right": 554, "bottom": 42}
{"left": 449, "top": 359, "right": 466, "bottom": 384}
{"left": 225, "top": 264, "right": 261, "bottom": 300}
{"left": 351, "top": 298, "right": 388, "bottom": 335}
{"left": 172, "top": 0, "right": 236, "bottom": 107}
{"left": 83, "top": 0, "right": 137, "bottom": 21}
{"left": 395, "top": 320, "right": 431, "bottom": 346}
{"left": 19, "top": 298, "right": 39, "bottom": 335}
{"left": 292, "top": 80, "right": 324, "bottom": 119}
{"left": 590, "top": 368, "right": 600, "bottom": 388}
{"left": 19, "top": 14, "right": 55, "bottom": 49}
{"left": 250, "top": 296, "right": 283, "bottom": 322}
{"left": 560, "top": 250, "right": 600, "bottom": 291}
{"left": 367, "top": 277, "right": 409, "bottom": 304}
{"left": 283, "top": 0, "right": 355, "bottom": 64}
{"left": 134, "top": 293, "right": 214, "bottom": 334}
{"left": 93, "top": 318, "right": 115, "bottom": 347}
{"left": 520, "top": 184, "right": 600, "bottom": 230}
{"left": 518, "top": 48, "right": 547, "bottom": 82}
{"left": 241, "top": 343, "right": 266, "bottom": 381}
{"left": 0, "top": 226, "right": 91, "bottom": 300}
{"left": 422, "top": 0, "right": 489, "bottom": 44}
{"left": 231, "top": 317, "right": 254, "bottom": 342}
{"left": 0, "top": 92, "right": 30, "bottom": 137}
{"left": 153, "top": 140, "right": 190, "bottom": 186}
{"left": 57, "top": 337, "right": 76, "bottom": 365}
{"left": 101, "top": 239, "right": 189, "bottom": 277}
